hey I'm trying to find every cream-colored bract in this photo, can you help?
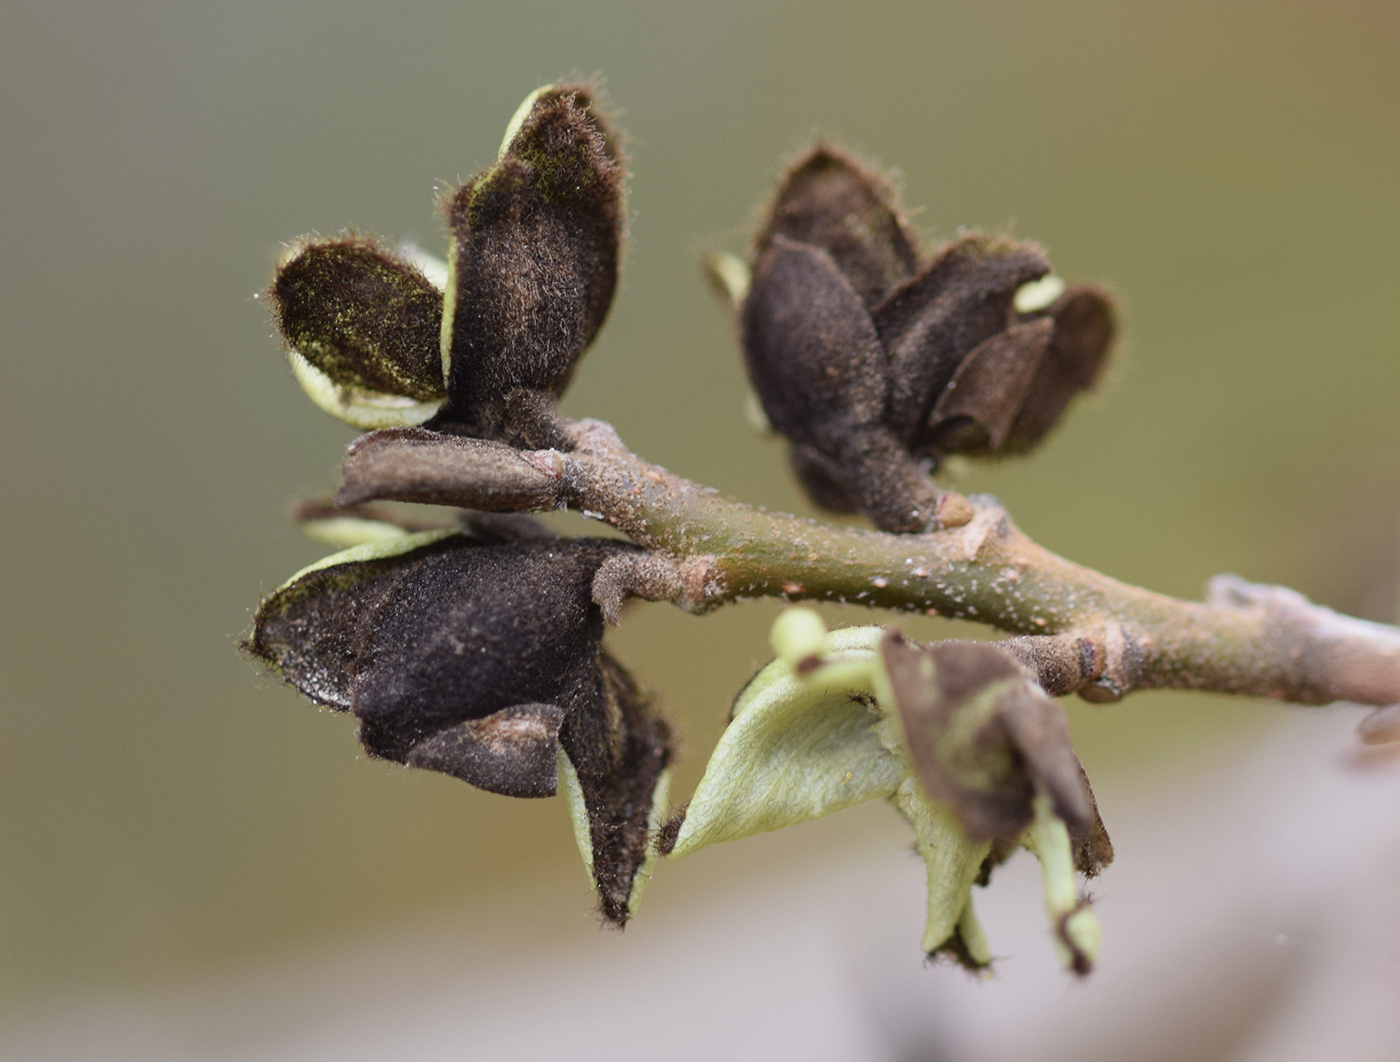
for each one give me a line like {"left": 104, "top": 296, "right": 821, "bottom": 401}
{"left": 558, "top": 749, "right": 595, "bottom": 879}
{"left": 628, "top": 767, "right": 671, "bottom": 915}
{"left": 498, "top": 84, "right": 553, "bottom": 157}
{"left": 297, "top": 516, "right": 421, "bottom": 551}
{"left": 289, "top": 350, "right": 444, "bottom": 430}
{"left": 1012, "top": 274, "right": 1066, "bottom": 314}
{"left": 276, "top": 528, "right": 458, "bottom": 590}
{"left": 704, "top": 250, "right": 751, "bottom": 309}
{"left": 437, "top": 244, "right": 458, "bottom": 389}
{"left": 743, "top": 390, "right": 774, "bottom": 437}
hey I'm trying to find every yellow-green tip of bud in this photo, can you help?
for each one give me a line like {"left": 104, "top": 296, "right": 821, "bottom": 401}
{"left": 702, "top": 250, "right": 751, "bottom": 308}
{"left": 771, "top": 608, "right": 827, "bottom": 671}
{"left": 1027, "top": 793, "right": 1101, "bottom": 975}
{"left": 1061, "top": 905, "right": 1102, "bottom": 974}
{"left": 1013, "top": 274, "right": 1066, "bottom": 314}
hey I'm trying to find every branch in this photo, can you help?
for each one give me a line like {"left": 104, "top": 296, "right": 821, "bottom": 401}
{"left": 336, "top": 423, "right": 1400, "bottom": 722}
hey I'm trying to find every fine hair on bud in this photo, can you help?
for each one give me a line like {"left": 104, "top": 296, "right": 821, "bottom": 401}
{"left": 739, "top": 143, "right": 1116, "bottom": 533}
{"left": 436, "top": 84, "right": 626, "bottom": 447}
{"left": 271, "top": 236, "right": 446, "bottom": 402}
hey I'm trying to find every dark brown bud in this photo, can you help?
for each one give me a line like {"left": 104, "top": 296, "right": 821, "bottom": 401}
{"left": 437, "top": 84, "right": 625, "bottom": 446}
{"left": 269, "top": 237, "right": 446, "bottom": 427}
{"left": 880, "top": 632, "right": 1111, "bottom": 872}
{"left": 739, "top": 143, "right": 1116, "bottom": 532}
{"left": 922, "top": 317, "right": 1054, "bottom": 454}
{"left": 877, "top": 234, "right": 1052, "bottom": 444}
{"left": 742, "top": 235, "right": 942, "bottom": 532}
{"left": 559, "top": 651, "right": 672, "bottom": 924}
{"left": 247, "top": 531, "right": 671, "bottom": 922}
{"left": 249, "top": 534, "right": 616, "bottom": 791}
{"left": 753, "top": 143, "right": 918, "bottom": 309}
{"left": 744, "top": 235, "right": 887, "bottom": 445}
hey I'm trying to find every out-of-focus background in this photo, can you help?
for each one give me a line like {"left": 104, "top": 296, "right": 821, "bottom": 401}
{"left": 2, "top": 1, "right": 1397, "bottom": 1058}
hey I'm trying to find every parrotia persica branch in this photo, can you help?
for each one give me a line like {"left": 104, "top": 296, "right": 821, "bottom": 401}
{"left": 336, "top": 421, "right": 1400, "bottom": 718}
{"left": 248, "top": 82, "right": 1400, "bottom": 969}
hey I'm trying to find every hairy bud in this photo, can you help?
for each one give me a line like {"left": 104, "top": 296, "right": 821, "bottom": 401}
{"left": 267, "top": 84, "right": 626, "bottom": 449}
{"left": 247, "top": 530, "right": 670, "bottom": 924}
{"left": 741, "top": 144, "right": 1116, "bottom": 532}
{"left": 269, "top": 238, "right": 447, "bottom": 428}
{"left": 437, "top": 84, "right": 625, "bottom": 447}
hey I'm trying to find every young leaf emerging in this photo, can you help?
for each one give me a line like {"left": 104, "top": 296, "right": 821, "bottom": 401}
{"left": 667, "top": 609, "right": 1110, "bottom": 972}
{"left": 665, "top": 625, "right": 900, "bottom": 856}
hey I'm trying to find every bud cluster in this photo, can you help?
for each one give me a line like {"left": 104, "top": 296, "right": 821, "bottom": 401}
{"left": 252, "top": 85, "right": 670, "bottom": 924}
{"left": 268, "top": 84, "right": 624, "bottom": 448}
{"left": 248, "top": 86, "right": 1118, "bottom": 962}
{"left": 738, "top": 145, "right": 1115, "bottom": 532}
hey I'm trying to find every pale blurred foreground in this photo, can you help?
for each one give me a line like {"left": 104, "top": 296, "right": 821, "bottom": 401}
{"left": 6, "top": 712, "right": 1397, "bottom": 1062}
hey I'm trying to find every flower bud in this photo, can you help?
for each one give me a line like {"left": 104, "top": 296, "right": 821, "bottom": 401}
{"left": 437, "top": 84, "right": 625, "bottom": 445}
{"left": 247, "top": 530, "right": 671, "bottom": 924}
{"left": 267, "top": 85, "right": 626, "bottom": 448}
{"left": 269, "top": 238, "right": 447, "bottom": 428}
{"left": 753, "top": 144, "right": 918, "bottom": 309}
{"left": 742, "top": 233, "right": 943, "bottom": 531}
{"left": 740, "top": 144, "right": 1116, "bottom": 532}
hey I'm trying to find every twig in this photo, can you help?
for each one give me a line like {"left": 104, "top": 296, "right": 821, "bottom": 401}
{"left": 335, "top": 421, "right": 1400, "bottom": 712}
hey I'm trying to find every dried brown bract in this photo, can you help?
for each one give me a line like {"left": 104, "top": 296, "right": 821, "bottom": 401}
{"left": 881, "top": 633, "right": 1112, "bottom": 872}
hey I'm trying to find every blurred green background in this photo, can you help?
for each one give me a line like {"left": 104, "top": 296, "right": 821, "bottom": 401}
{"left": 1, "top": 0, "right": 1396, "bottom": 1028}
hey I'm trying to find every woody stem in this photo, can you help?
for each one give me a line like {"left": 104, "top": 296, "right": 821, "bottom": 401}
{"left": 338, "top": 420, "right": 1400, "bottom": 712}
